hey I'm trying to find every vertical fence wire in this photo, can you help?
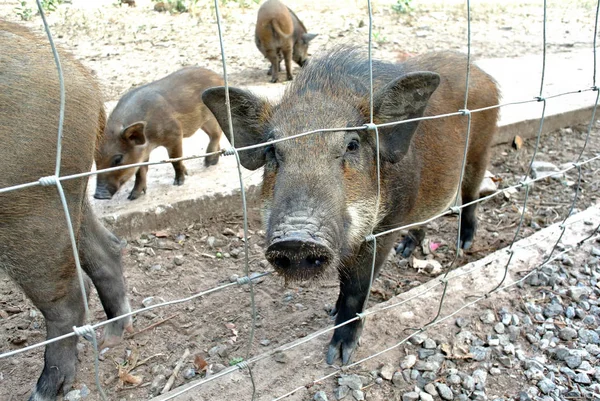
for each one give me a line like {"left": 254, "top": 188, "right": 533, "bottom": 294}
{"left": 34, "top": 1, "right": 107, "bottom": 399}
{"left": 212, "top": 1, "right": 258, "bottom": 398}
{"left": 487, "top": 0, "right": 549, "bottom": 295}
{"left": 416, "top": 0, "right": 473, "bottom": 330}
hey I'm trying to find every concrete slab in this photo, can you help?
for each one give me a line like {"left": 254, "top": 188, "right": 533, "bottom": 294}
{"left": 90, "top": 51, "right": 598, "bottom": 237}
{"left": 149, "top": 204, "right": 600, "bottom": 401}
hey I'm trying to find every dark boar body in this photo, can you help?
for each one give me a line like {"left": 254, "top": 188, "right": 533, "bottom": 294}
{"left": 0, "top": 20, "right": 131, "bottom": 400}
{"left": 94, "top": 66, "right": 223, "bottom": 200}
{"left": 255, "top": 0, "right": 316, "bottom": 83}
{"left": 203, "top": 47, "right": 499, "bottom": 364}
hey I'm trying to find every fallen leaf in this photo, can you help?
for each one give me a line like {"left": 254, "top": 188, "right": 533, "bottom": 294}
{"left": 153, "top": 230, "right": 168, "bottom": 238}
{"left": 194, "top": 354, "right": 208, "bottom": 372}
{"left": 512, "top": 135, "right": 523, "bottom": 150}
{"left": 118, "top": 368, "right": 143, "bottom": 385}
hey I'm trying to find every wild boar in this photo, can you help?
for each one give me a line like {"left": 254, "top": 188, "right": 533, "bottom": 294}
{"left": 0, "top": 20, "right": 131, "bottom": 400}
{"left": 203, "top": 47, "right": 499, "bottom": 364}
{"left": 94, "top": 66, "right": 224, "bottom": 200}
{"left": 255, "top": 0, "right": 317, "bottom": 83}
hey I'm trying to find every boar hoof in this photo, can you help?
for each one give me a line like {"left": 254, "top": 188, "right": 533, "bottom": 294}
{"left": 128, "top": 188, "right": 146, "bottom": 200}
{"left": 204, "top": 155, "right": 219, "bottom": 167}
{"left": 327, "top": 333, "right": 358, "bottom": 365}
{"left": 173, "top": 176, "right": 185, "bottom": 186}
{"left": 395, "top": 236, "right": 419, "bottom": 258}
{"left": 286, "top": 74, "right": 293, "bottom": 81}
{"left": 270, "top": 76, "right": 279, "bottom": 83}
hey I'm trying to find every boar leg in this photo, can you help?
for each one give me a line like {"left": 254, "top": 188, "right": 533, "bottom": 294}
{"left": 460, "top": 157, "right": 489, "bottom": 249}
{"left": 128, "top": 162, "right": 148, "bottom": 200}
{"left": 28, "top": 271, "right": 86, "bottom": 400}
{"left": 282, "top": 42, "right": 293, "bottom": 81}
{"left": 266, "top": 49, "right": 280, "bottom": 83}
{"left": 79, "top": 201, "right": 132, "bottom": 347}
{"left": 327, "top": 235, "right": 396, "bottom": 365}
{"left": 167, "top": 141, "right": 187, "bottom": 186}
{"left": 395, "top": 228, "right": 426, "bottom": 258}
{"left": 201, "top": 119, "right": 222, "bottom": 167}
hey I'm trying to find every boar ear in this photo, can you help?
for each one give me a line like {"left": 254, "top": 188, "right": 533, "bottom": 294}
{"left": 202, "top": 86, "right": 271, "bottom": 171}
{"left": 302, "top": 33, "right": 317, "bottom": 43}
{"left": 373, "top": 72, "right": 440, "bottom": 163}
{"left": 121, "top": 121, "right": 146, "bottom": 146}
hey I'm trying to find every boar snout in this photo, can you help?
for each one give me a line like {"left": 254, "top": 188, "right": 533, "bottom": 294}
{"left": 94, "top": 180, "right": 117, "bottom": 200}
{"left": 266, "top": 232, "right": 334, "bottom": 278}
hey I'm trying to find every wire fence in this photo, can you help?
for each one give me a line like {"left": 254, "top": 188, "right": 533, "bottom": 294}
{"left": 1, "top": 0, "right": 600, "bottom": 400}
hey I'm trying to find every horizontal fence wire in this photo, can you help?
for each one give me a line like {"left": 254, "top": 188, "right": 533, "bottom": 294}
{"left": 1, "top": 0, "right": 599, "bottom": 399}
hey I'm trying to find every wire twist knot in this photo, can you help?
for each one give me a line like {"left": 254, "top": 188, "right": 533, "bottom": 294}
{"left": 364, "top": 234, "right": 376, "bottom": 242}
{"left": 459, "top": 109, "right": 471, "bottom": 116}
{"left": 449, "top": 206, "right": 461, "bottom": 214}
{"left": 535, "top": 96, "right": 546, "bottom": 102}
{"left": 236, "top": 360, "right": 250, "bottom": 370}
{"left": 236, "top": 276, "right": 251, "bottom": 285}
{"left": 73, "top": 325, "right": 95, "bottom": 342}
{"left": 222, "top": 147, "right": 236, "bottom": 156}
{"left": 364, "top": 122, "right": 378, "bottom": 131}
{"left": 39, "top": 175, "right": 58, "bottom": 186}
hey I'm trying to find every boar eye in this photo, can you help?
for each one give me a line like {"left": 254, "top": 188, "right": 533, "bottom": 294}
{"left": 111, "top": 154, "right": 124, "bottom": 167}
{"left": 346, "top": 139, "right": 360, "bottom": 153}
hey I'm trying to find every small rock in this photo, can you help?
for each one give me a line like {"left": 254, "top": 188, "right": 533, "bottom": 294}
{"left": 565, "top": 306, "right": 576, "bottom": 319}
{"left": 173, "top": 255, "right": 185, "bottom": 266}
{"left": 489, "top": 367, "right": 501, "bottom": 375}
{"left": 314, "top": 391, "right": 328, "bottom": 401}
{"left": 414, "top": 361, "right": 439, "bottom": 372}
{"left": 568, "top": 286, "right": 590, "bottom": 301}
{"left": 543, "top": 303, "right": 564, "bottom": 318}
{"left": 148, "top": 264, "right": 162, "bottom": 272}
{"left": 79, "top": 385, "right": 89, "bottom": 398}
{"left": 351, "top": 390, "right": 365, "bottom": 401}
{"left": 559, "top": 327, "right": 578, "bottom": 341}
{"left": 494, "top": 323, "right": 505, "bottom": 334}
{"left": 423, "top": 338, "right": 437, "bottom": 349}
{"left": 530, "top": 160, "right": 563, "bottom": 180}
{"left": 208, "top": 344, "right": 228, "bottom": 357}
{"left": 400, "top": 355, "right": 417, "bottom": 369}
{"left": 565, "top": 355, "right": 582, "bottom": 369}
{"left": 480, "top": 310, "right": 495, "bottom": 324}
{"left": 410, "top": 333, "right": 427, "bottom": 345}
{"left": 64, "top": 390, "right": 82, "bottom": 401}
{"left": 456, "top": 317, "right": 470, "bottom": 328}
{"left": 212, "top": 363, "right": 226, "bottom": 373}
{"left": 150, "top": 374, "right": 167, "bottom": 395}
{"left": 473, "top": 369, "right": 487, "bottom": 390}
{"left": 436, "top": 383, "right": 454, "bottom": 400}
{"left": 335, "top": 386, "right": 350, "bottom": 400}
{"left": 379, "top": 364, "right": 395, "bottom": 381}
{"left": 470, "top": 346, "right": 489, "bottom": 361}
{"left": 392, "top": 371, "right": 405, "bottom": 387}
{"left": 424, "top": 383, "right": 437, "bottom": 395}
{"left": 537, "top": 378, "right": 555, "bottom": 395}
{"left": 573, "top": 373, "right": 591, "bottom": 384}
{"left": 183, "top": 368, "right": 195, "bottom": 379}
{"left": 403, "top": 392, "right": 420, "bottom": 401}
{"left": 338, "top": 375, "right": 363, "bottom": 391}
{"left": 591, "top": 247, "right": 600, "bottom": 257}
{"left": 420, "top": 393, "right": 434, "bottom": 401}
{"left": 447, "top": 374, "right": 461, "bottom": 385}
{"left": 462, "top": 375, "right": 475, "bottom": 391}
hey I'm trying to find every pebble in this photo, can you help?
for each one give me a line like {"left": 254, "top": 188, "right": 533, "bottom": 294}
{"left": 392, "top": 371, "right": 405, "bottom": 387}
{"left": 64, "top": 390, "right": 83, "bottom": 401}
{"left": 338, "top": 375, "right": 362, "bottom": 391}
{"left": 559, "top": 327, "right": 578, "bottom": 341}
{"left": 420, "top": 393, "right": 434, "bottom": 401}
{"left": 494, "top": 322, "right": 505, "bottom": 334}
{"left": 182, "top": 368, "right": 195, "bottom": 379}
{"left": 537, "top": 378, "right": 555, "bottom": 395}
{"left": 414, "top": 361, "right": 440, "bottom": 372}
{"left": 424, "top": 383, "right": 437, "bottom": 395}
{"left": 403, "top": 392, "right": 419, "bottom": 401}
{"left": 473, "top": 369, "right": 487, "bottom": 390}
{"left": 173, "top": 255, "right": 185, "bottom": 266}
{"left": 259, "top": 339, "right": 271, "bottom": 346}
{"left": 447, "top": 374, "right": 461, "bottom": 385}
{"left": 400, "top": 355, "right": 417, "bottom": 369}
{"left": 456, "top": 317, "right": 470, "bottom": 328}
{"left": 462, "top": 375, "right": 475, "bottom": 391}
{"left": 351, "top": 390, "right": 365, "bottom": 400}
{"left": 335, "top": 386, "right": 350, "bottom": 399}
{"left": 314, "top": 391, "right": 328, "bottom": 401}
{"left": 150, "top": 374, "right": 167, "bottom": 395}
{"left": 480, "top": 309, "right": 495, "bottom": 324}
{"left": 423, "top": 338, "right": 437, "bottom": 349}
{"left": 565, "top": 355, "right": 582, "bottom": 369}
{"left": 573, "top": 373, "right": 591, "bottom": 384}
{"left": 379, "top": 364, "right": 395, "bottom": 381}
{"left": 436, "top": 383, "right": 454, "bottom": 400}
{"left": 410, "top": 333, "right": 427, "bottom": 345}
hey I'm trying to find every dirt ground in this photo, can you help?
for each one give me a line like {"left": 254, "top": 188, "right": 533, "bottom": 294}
{"left": 0, "top": 123, "right": 598, "bottom": 400}
{"left": 0, "top": 0, "right": 598, "bottom": 102}
{"left": 1, "top": 0, "right": 600, "bottom": 399}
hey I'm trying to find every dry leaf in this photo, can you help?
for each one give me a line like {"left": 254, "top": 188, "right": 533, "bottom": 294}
{"left": 118, "top": 368, "right": 143, "bottom": 385}
{"left": 194, "top": 354, "right": 208, "bottom": 372}
{"left": 153, "top": 231, "right": 168, "bottom": 238}
{"left": 512, "top": 135, "right": 523, "bottom": 150}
